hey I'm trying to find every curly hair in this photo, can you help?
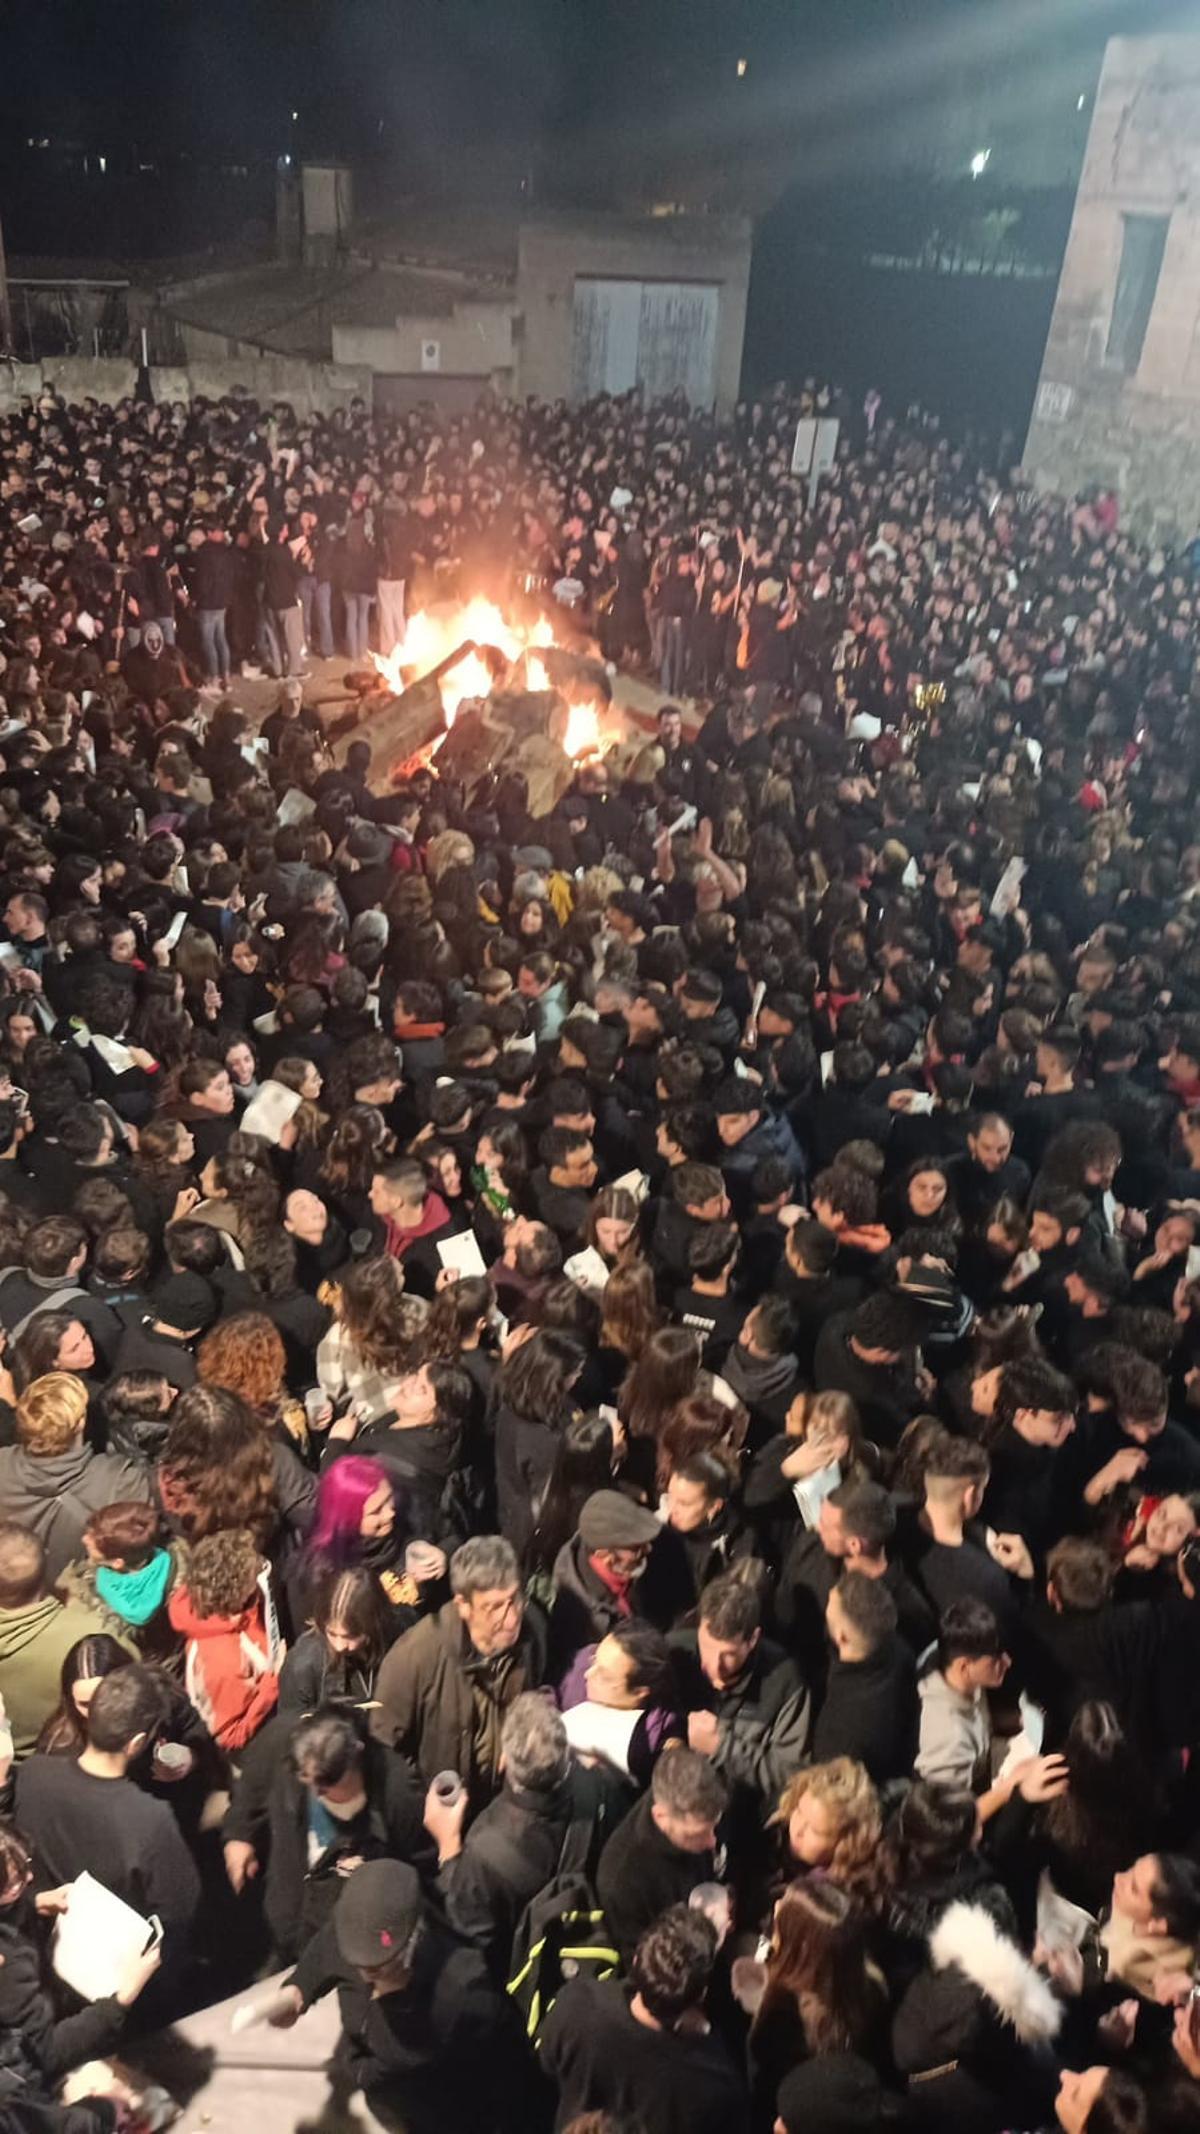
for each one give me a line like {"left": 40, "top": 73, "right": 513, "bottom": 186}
{"left": 773, "top": 1760, "right": 884, "bottom": 1906}
{"left": 157, "top": 1384, "right": 277, "bottom": 1549}
{"left": 197, "top": 1312, "right": 288, "bottom": 1412}
{"left": 184, "top": 1527, "right": 262, "bottom": 1619}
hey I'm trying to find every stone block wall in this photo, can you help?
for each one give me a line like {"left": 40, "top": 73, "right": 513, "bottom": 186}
{"left": 1024, "top": 33, "right": 1200, "bottom": 538}
{"left": 0, "top": 355, "right": 371, "bottom": 417}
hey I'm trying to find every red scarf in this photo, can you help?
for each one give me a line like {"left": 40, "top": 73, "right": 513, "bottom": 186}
{"left": 588, "top": 1552, "right": 634, "bottom": 1618}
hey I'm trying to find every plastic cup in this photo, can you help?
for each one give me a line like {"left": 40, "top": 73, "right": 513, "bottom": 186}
{"left": 689, "top": 1882, "right": 732, "bottom": 1942}
{"left": 432, "top": 1770, "right": 464, "bottom": 1808}
{"left": 304, "top": 1388, "right": 332, "bottom": 1425}
{"left": 153, "top": 1741, "right": 193, "bottom": 1779}
{"left": 405, "top": 1541, "right": 445, "bottom": 1582}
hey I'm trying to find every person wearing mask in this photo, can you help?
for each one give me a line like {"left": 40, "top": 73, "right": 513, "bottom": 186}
{"left": 222, "top": 1703, "right": 429, "bottom": 1963}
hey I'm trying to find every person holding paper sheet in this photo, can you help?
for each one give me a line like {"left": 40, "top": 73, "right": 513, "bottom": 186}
{"left": 0, "top": 1824, "right": 160, "bottom": 2091}
{"left": 15, "top": 1667, "right": 200, "bottom": 1987}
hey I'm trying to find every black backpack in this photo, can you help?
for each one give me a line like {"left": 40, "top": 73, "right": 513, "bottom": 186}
{"left": 503, "top": 1811, "right": 620, "bottom": 2041}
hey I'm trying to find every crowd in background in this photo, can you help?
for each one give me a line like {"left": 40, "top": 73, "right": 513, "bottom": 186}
{"left": 0, "top": 376, "right": 1199, "bottom": 2134}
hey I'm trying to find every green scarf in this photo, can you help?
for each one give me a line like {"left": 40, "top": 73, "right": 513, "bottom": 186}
{"left": 95, "top": 1548, "right": 174, "bottom": 1627}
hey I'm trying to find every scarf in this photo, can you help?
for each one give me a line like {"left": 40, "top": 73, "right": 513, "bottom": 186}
{"left": 95, "top": 1547, "right": 174, "bottom": 1626}
{"left": 588, "top": 1552, "right": 635, "bottom": 1618}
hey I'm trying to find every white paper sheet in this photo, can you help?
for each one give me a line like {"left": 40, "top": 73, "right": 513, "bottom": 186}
{"left": 53, "top": 1871, "right": 161, "bottom": 2003}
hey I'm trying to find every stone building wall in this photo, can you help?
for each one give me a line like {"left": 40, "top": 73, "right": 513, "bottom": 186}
{"left": 1024, "top": 34, "right": 1200, "bottom": 542}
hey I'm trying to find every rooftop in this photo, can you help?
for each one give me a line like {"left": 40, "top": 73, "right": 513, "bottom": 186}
{"left": 156, "top": 255, "right": 510, "bottom": 359}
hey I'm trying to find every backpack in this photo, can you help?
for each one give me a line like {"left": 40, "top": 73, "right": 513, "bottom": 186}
{"left": 503, "top": 1811, "right": 620, "bottom": 2040}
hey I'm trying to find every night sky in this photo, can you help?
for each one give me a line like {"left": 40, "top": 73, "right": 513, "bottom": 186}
{"left": 2, "top": 0, "right": 1193, "bottom": 194}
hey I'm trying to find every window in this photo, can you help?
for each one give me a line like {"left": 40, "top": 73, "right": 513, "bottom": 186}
{"left": 1106, "top": 212, "right": 1169, "bottom": 373}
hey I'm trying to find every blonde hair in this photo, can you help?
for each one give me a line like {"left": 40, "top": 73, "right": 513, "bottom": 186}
{"left": 16, "top": 1372, "right": 89, "bottom": 1456}
{"left": 425, "top": 829, "right": 474, "bottom": 883}
{"left": 576, "top": 865, "right": 625, "bottom": 913}
{"left": 773, "top": 1759, "right": 883, "bottom": 1904}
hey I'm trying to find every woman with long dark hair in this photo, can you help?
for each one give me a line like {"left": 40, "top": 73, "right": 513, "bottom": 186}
{"left": 34, "top": 1634, "right": 132, "bottom": 1756}
{"left": 351, "top": 1359, "right": 479, "bottom": 1547}
{"left": 993, "top": 1699, "right": 1156, "bottom": 1927}
{"left": 316, "top": 1256, "right": 427, "bottom": 1416}
{"left": 741, "top": 1878, "right": 886, "bottom": 2113}
{"left": 310, "top": 1103, "right": 391, "bottom": 1235}
{"left": 470, "top": 1120, "right": 531, "bottom": 1260}
{"left": 596, "top": 1259, "right": 661, "bottom": 1401}
{"left": 494, "top": 1328, "right": 587, "bottom": 1560}
{"left": 527, "top": 1410, "right": 626, "bottom": 1583}
{"left": 277, "top": 1563, "right": 392, "bottom": 1711}
{"left": 618, "top": 1324, "right": 704, "bottom": 1493}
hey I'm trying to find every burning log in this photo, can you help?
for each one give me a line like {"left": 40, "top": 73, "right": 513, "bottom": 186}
{"left": 329, "top": 594, "right": 621, "bottom": 794}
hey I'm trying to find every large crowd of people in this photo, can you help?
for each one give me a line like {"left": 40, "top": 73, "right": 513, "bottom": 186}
{"left": 0, "top": 373, "right": 1200, "bottom": 2134}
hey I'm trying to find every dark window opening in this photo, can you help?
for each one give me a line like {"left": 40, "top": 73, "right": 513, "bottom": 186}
{"left": 1106, "top": 212, "right": 1169, "bottom": 374}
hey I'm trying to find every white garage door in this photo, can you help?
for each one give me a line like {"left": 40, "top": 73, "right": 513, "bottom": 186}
{"left": 571, "top": 278, "right": 719, "bottom": 404}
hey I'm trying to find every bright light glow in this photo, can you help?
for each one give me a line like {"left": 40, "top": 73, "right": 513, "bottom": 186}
{"left": 291, "top": 110, "right": 299, "bottom": 122}
{"left": 970, "top": 148, "right": 991, "bottom": 178}
{"left": 1076, "top": 94, "right": 1087, "bottom": 111}
{"left": 736, "top": 57, "right": 748, "bottom": 78}
{"left": 373, "top": 600, "right": 562, "bottom": 731}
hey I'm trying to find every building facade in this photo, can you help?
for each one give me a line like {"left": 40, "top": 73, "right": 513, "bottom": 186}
{"left": 1024, "top": 34, "right": 1200, "bottom": 541}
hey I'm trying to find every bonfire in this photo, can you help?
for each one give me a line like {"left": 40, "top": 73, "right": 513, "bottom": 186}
{"left": 344, "top": 593, "right": 619, "bottom": 807}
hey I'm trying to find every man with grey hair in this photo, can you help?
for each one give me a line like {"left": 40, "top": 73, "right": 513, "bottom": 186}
{"left": 423, "top": 1691, "right": 616, "bottom": 1980}
{"left": 372, "top": 1538, "right": 546, "bottom": 1810}
{"left": 597, "top": 1746, "right": 728, "bottom": 1964}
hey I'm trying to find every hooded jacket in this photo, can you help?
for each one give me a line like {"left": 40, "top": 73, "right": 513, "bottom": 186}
{"left": 916, "top": 1666, "right": 991, "bottom": 1795}
{"left": 892, "top": 1899, "right": 1061, "bottom": 2134}
{"left": 168, "top": 1570, "right": 281, "bottom": 1751}
{"left": 0, "top": 1444, "right": 153, "bottom": 1585}
{"left": 0, "top": 1595, "right": 134, "bottom": 1760}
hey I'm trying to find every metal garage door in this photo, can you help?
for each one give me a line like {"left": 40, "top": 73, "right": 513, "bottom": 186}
{"left": 571, "top": 278, "right": 719, "bottom": 404}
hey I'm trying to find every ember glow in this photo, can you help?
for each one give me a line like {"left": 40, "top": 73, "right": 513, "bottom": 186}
{"left": 371, "top": 597, "right": 556, "bottom": 725}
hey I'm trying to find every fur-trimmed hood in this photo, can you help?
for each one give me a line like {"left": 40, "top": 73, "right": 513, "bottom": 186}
{"left": 893, "top": 1899, "right": 1061, "bottom": 2087}
{"left": 929, "top": 1901, "right": 1061, "bottom": 2046}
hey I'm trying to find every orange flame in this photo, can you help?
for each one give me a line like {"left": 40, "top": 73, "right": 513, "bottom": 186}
{"left": 371, "top": 599, "right": 559, "bottom": 728}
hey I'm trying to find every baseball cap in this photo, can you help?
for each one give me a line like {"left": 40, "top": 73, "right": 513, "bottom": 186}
{"left": 578, "top": 1490, "right": 662, "bottom": 1552}
{"left": 336, "top": 1859, "right": 422, "bottom": 1969}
